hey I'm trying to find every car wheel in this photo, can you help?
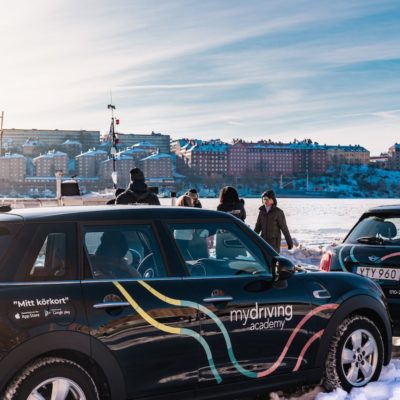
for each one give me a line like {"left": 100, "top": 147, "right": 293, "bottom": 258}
{"left": 323, "top": 315, "right": 383, "bottom": 392}
{"left": 4, "top": 357, "right": 99, "bottom": 400}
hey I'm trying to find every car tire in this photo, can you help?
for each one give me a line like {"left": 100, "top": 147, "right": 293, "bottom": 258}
{"left": 4, "top": 357, "right": 100, "bottom": 400}
{"left": 323, "top": 315, "right": 383, "bottom": 392}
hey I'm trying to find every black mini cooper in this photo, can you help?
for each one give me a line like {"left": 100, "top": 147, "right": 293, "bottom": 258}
{"left": 0, "top": 206, "right": 392, "bottom": 399}
{"left": 320, "top": 204, "right": 400, "bottom": 332}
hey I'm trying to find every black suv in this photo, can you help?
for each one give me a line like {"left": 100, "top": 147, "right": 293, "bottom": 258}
{"left": 0, "top": 206, "right": 392, "bottom": 399}
{"left": 320, "top": 204, "right": 400, "bottom": 332}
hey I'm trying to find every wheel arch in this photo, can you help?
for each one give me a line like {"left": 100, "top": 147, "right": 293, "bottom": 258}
{"left": 316, "top": 295, "right": 392, "bottom": 368}
{"left": 0, "top": 331, "right": 125, "bottom": 400}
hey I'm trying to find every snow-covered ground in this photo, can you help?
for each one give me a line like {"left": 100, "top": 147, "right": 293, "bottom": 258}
{"left": 269, "top": 358, "right": 400, "bottom": 400}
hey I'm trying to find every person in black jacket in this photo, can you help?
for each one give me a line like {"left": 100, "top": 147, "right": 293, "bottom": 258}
{"left": 254, "top": 190, "right": 293, "bottom": 253}
{"left": 217, "top": 186, "right": 246, "bottom": 221}
{"left": 185, "top": 188, "right": 202, "bottom": 208}
{"left": 216, "top": 186, "right": 246, "bottom": 258}
{"left": 116, "top": 168, "right": 160, "bottom": 205}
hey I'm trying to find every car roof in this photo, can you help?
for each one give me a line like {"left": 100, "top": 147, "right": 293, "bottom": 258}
{"left": 364, "top": 204, "right": 400, "bottom": 214}
{"left": 0, "top": 205, "right": 233, "bottom": 223}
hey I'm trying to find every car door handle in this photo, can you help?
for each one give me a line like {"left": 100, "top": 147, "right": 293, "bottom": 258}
{"left": 93, "top": 301, "right": 130, "bottom": 309}
{"left": 202, "top": 296, "right": 233, "bottom": 303}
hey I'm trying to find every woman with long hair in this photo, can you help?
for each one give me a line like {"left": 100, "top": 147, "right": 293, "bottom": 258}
{"left": 217, "top": 186, "right": 246, "bottom": 221}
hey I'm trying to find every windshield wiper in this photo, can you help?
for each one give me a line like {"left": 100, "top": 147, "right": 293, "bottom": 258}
{"left": 357, "top": 236, "right": 384, "bottom": 245}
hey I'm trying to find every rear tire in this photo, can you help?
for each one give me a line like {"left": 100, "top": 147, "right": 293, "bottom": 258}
{"left": 323, "top": 315, "right": 383, "bottom": 391}
{"left": 4, "top": 357, "right": 99, "bottom": 400}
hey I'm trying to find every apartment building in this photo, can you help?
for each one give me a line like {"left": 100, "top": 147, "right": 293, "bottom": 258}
{"left": 107, "top": 131, "right": 171, "bottom": 154}
{"left": 221, "top": 140, "right": 329, "bottom": 177}
{"left": 326, "top": 145, "right": 370, "bottom": 166}
{"left": 141, "top": 153, "right": 173, "bottom": 179}
{"left": 22, "top": 138, "right": 47, "bottom": 157}
{"left": 188, "top": 140, "right": 229, "bottom": 177}
{"left": 76, "top": 149, "right": 108, "bottom": 177}
{"left": 33, "top": 150, "right": 68, "bottom": 177}
{"left": 99, "top": 156, "right": 135, "bottom": 188}
{"left": 387, "top": 144, "right": 400, "bottom": 170}
{"left": 0, "top": 153, "right": 26, "bottom": 182}
{"left": 2, "top": 129, "right": 100, "bottom": 151}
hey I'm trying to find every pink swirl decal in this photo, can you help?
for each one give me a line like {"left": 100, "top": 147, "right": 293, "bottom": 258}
{"left": 380, "top": 252, "right": 400, "bottom": 261}
{"left": 257, "top": 303, "right": 339, "bottom": 378}
{"left": 293, "top": 329, "right": 324, "bottom": 371}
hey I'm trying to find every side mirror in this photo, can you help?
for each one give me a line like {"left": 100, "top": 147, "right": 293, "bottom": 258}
{"left": 272, "top": 256, "right": 295, "bottom": 281}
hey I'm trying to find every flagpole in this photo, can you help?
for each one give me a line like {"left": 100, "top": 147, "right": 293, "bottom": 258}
{"left": 107, "top": 103, "right": 117, "bottom": 189}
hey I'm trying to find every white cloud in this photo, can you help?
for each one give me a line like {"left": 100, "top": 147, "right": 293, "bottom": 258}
{"left": 0, "top": 0, "right": 399, "bottom": 155}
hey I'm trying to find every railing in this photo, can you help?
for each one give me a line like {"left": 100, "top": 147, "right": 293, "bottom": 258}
{"left": 0, "top": 195, "right": 113, "bottom": 209}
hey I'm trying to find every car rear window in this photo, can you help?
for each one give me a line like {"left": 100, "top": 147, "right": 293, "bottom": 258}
{"left": 83, "top": 224, "right": 167, "bottom": 280}
{"left": 345, "top": 215, "right": 400, "bottom": 245}
{"left": 0, "top": 223, "right": 22, "bottom": 260}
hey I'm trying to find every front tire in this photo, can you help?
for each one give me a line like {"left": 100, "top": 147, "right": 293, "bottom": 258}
{"left": 4, "top": 357, "right": 99, "bottom": 400}
{"left": 323, "top": 315, "right": 383, "bottom": 391}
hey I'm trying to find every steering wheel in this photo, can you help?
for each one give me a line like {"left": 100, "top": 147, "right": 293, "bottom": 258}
{"left": 137, "top": 253, "right": 155, "bottom": 278}
{"left": 188, "top": 260, "right": 207, "bottom": 277}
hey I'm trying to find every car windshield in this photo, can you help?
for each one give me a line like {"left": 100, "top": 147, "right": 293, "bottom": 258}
{"left": 345, "top": 215, "right": 400, "bottom": 245}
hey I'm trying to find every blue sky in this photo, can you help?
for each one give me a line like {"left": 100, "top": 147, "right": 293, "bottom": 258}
{"left": 0, "top": 0, "right": 399, "bottom": 155}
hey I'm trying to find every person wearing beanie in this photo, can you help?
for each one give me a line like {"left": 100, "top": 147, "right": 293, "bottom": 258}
{"left": 254, "top": 189, "right": 293, "bottom": 253}
{"left": 115, "top": 167, "right": 160, "bottom": 205}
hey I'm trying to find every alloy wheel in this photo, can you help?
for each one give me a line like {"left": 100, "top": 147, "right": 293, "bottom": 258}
{"left": 341, "top": 328, "right": 378, "bottom": 387}
{"left": 27, "top": 377, "right": 86, "bottom": 400}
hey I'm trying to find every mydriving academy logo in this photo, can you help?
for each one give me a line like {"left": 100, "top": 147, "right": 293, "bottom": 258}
{"left": 230, "top": 303, "right": 293, "bottom": 330}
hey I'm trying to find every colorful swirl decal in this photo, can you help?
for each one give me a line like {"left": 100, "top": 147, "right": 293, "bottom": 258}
{"left": 114, "top": 281, "right": 338, "bottom": 382}
{"left": 350, "top": 246, "right": 358, "bottom": 263}
{"left": 338, "top": 245, "right": 347, "bottom": 271}
{"left": 381, "top": 252, "right": 400, "bottom": 262}
{"left": 256, "top": 304, "right": 338, "bottom": 378}
{"left": 113, "top": 281, "right": 222, "bottom": 383}
{"left": 293, "top": 329, "right": 324, "bottom": 372}
{"left": 347, "top": 247, "right": 400, "bottom": 265}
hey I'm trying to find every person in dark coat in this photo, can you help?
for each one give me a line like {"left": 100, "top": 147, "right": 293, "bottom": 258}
{"left": 217, "top": 186, "right": 246, "bottom": 221}
{"left": 116, "top": 168, "right": 160, "bottom": 205}
{"left": 185, "top": 188, "right": 202, "bottom": 208}
{"left": 216, "top": 186, "right": 246, "bottom": 258}
{"left": 254, "top": 190, "right": 293, "bottom": 253}
{"left": 106, "top": 188, "right": 125, "bottom": 205}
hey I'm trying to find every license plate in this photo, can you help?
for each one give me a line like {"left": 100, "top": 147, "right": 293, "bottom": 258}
{"left": 356, "top": 266, "right": 400, "bottom": 281}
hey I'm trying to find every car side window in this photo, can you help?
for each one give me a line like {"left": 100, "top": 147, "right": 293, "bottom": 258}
{"left": 168, "top": 223, "right": 270, "bottom": 277}
{"left": 17, "top": 223, "right": 77, "bottom": 282}
{"left": 30, "top": 233, "right": 67, "bottom": 279}
{"left": 83, "top": 224, "right": 166, "bottom": 280}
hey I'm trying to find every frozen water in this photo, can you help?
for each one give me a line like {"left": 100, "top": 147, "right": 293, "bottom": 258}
{"left": 161, "top": 198, "right": 400, "bottom": 266}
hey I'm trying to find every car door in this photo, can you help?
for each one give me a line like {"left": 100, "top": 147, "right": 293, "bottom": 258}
{"left": 80, "top": 221, "right": 201, "bottom": 399}
{"left": 1, "top": 222, "right": 86, "bottom": 347}
{"left": 164, "top": 220, "right": 315, "bottom": 387}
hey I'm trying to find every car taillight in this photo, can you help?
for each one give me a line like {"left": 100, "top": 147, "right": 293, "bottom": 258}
{"left": 319, "top": 251, "right": 332, "bottom": 272}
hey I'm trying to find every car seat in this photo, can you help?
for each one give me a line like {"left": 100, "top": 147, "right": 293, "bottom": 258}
{"left": 378, "top": 221, "right": 397, "bottom": 239}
